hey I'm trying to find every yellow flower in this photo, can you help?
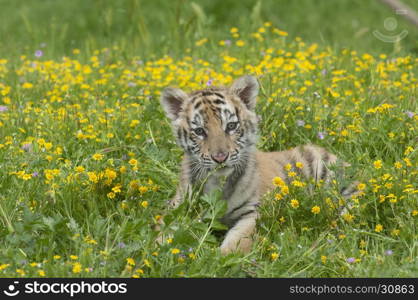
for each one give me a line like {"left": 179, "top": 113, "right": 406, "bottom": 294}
{"left": 404, "top": 146, "right": 414, "bottom": 156}
{"left": 342, "top": 213, "right": 355, "bottom": 223}
{"left": 373, "top": 160, "right": 382, "bottom": 169}
{"left": 128, "top": 158, "right": 138, "bottom": 166}
{"left": 391, "top": 229, "right": 400, "bottom": 236}
{"left": 139, "top": 186, "right": 148, "bottom": 194}
{"left": 273, "top": 29, "right": 288, "bottom": 36}
{"left": 72, "top": 262, "right": 82, "bottom": 273}
{"left": 38, "top": 270, "right": 46, "bottom": 277}
{"left": 291, "top": 180, "right": 306, "bottom": 187}
{"left": 375, "top": 224, "right": 383, "bottom": 233}
{"left": 126, "top": 258, "right": 135, "bottom": 266}
{"left": 129, "top": 120, "right": 140, "bottom": 127}
{"left": 0, "top": 264, "right": 10, "bottom": 271}
{"left": 22, "top": 82, "right": 33, "bottom": 89}
{"left": 288, "top": 171, "right": 297, "bottom": 177}
{"left": 311, "top": 205, "right": 320, "bottom": 214}
{"left": 16, "top": 268, "right": 26, "bottom": 276}
{"left": 53, "top": 255, "right": 61, "bottom": 260}
{"left": 338, "top": 234, "right": 346, "bottom": 240}
{"left": 357, "top": 183, "right": 366, "bottom": 190}
{"left": 92, "top": 153, "right": 104, "bottom": 161}
{"left": 171, "top": 248, "right": 180, "bottom": 254}
{"left": 140, "top": 201, "right": 148, "bottom": 208}
{"left": 75, "top": 166, "right": 85, "bottom": 173}
{"left": 143, "top": 259, "right": 151, "bottom": 267}
{"left": 295, "top": 162, "right": 304, "bottom": 169}
{"left": 236, "top": 40, "right": 245, "bottom": 47}
{"left": 394, "top": 161, "right": 402, "bottom": 169}
{"left": 87, "top": 172, "right": 99, "bottom": 183}
{"left": 321, "top": 255, "right": 327, "bottom": 264}
{"left": 273, "top": 176, "right": 285, "bottom": 187}
{"left": 290, "top": 199, "right": 299, "bottom": 208}
{"left": 271, "top": 252, "right": 279, "bottom": 261}
{"left": 112, "top": 184, "right": 122, "bottom": 193}
{"left": 281, "top": 185, "right": 289, "bottom": 195}
{"left": 403, "top": 157, "right": 412, "bottom": 167}
{"left": 70, "top": 255, "right": 78, "bottom": 260}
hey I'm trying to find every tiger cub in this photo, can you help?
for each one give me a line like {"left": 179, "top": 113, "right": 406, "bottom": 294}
{"left": 161, "top": 75, "right": 356, "bottom": 255}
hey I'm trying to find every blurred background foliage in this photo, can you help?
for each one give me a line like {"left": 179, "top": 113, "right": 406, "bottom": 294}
{"left": 0, "top": 0, "right": 418, "bottom": 59}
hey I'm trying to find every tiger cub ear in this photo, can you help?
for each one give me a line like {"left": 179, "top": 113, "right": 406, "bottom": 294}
{"left": 161, "top": 87, "right": 188, "bottom": 121}
{"left": 230, "top": 75, "right": 259, "bottom": 111}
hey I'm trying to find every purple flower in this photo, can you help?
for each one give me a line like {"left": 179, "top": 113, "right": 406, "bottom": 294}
{"left": 317, "top": 131, "right": 327, "bottom": 140}
{"left": 128, "top": 82, "right": 136, "bottom": 87}
{"left": 22, "top": 143, "right": 32, "bottom": 151}
{"left": 321, "top": 69, "right": 328, "bottom": 76}
{"left": 206, "top": 79, "right": 213, "bottom": 86}
{"left": 32, "top": 172, "right": 39, "bottom": 177}
{"left": 35, "top": 50, "right": 43, "bottom": 58}
{"left": 117, "top": 242, "right": 126, "bottom": 249}
{"left": 224, "top": 40, "right": 232, "bottom": 46}
{"left": 296, "top": 120, "right": 305, "bottom": 127}
{"left": 385, "top": 249, "right": 393, "bottom": 256}
{"left": 346, "top": 257, "right": 355, "bottom": 263}
{"left": 0, "top": 105, "right": 8, "bottom": 112}
{"left": 405, "top": 111, "right": 414, "bottom": 118}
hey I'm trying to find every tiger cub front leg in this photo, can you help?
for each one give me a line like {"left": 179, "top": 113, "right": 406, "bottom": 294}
{"left": 220, "top": 210, "right": 257, "bottom": 255}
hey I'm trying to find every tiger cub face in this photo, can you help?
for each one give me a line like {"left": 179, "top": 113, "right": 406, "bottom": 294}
{"left": 161, "top": 76, "right": 259, "bottom": 174}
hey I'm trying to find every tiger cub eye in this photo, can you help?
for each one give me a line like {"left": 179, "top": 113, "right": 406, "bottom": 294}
{"left": 226, "top": 122, "right": 238, "bottom": 131}
{"left": 194, "top": 128, "right": 205, "bottom": 136}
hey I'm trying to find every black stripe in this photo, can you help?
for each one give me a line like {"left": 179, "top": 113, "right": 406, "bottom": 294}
{"left": 214, "top": 92, "right": 224, "bottom": 99}
{"left": 222, "top": 159, "right": 249, "bottom": 199}
{"left": 320, "top": 151, "right": 330, "bottom": 180}
{"left": 229, "top": 210, "right": 256, "bottom": 227}
{"left": 227, "top": 200, "right": 249, "bottom": 216}
{"left": 303, "top": 148, "right": 315, "bottom": 178}
{"left": 340, "top": 185, "right": 357, "bottom": 196}
{"left": 194, "top": 101, "right": 202, "bottom": 109}
{"left": 213, "top": 99, "right": 226, "bottom": 105}
{"left": 201, "top": 91, "right": 214, "bottom": 96}
{"left": 177, "top": 128, "right": 182, "bottom": 141}
{"left": 182, "top": 128, "right": 188, "bottom": 145}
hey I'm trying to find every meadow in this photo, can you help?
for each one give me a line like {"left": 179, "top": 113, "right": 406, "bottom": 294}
{"left": 0, "top": 0, "right": 417, "bottom": 277}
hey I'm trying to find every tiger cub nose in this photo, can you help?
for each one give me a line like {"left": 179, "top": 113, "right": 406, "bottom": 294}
{"left": 211, "top": 152, "right": 229, "bottom": 163}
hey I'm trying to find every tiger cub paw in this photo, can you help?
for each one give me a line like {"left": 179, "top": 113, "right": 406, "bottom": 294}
{"left": 220, "top": 236, "right": 253, "bottom": 255}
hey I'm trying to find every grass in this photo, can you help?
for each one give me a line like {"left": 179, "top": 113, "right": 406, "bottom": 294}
{"left": 0, "top": 0, "right": 417, "bottom": 277}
